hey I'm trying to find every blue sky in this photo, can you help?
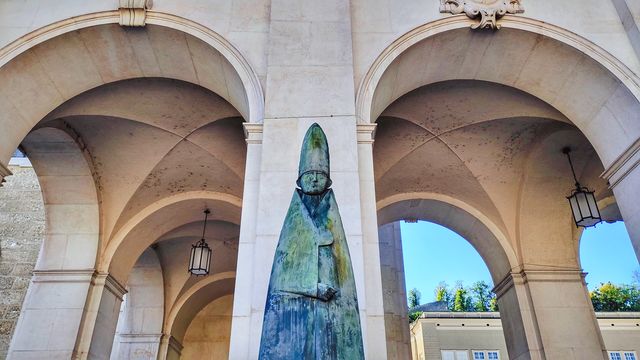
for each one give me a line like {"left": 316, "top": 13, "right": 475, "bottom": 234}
{"left": 401, "top": 221, "right": 639, "bottom": 303}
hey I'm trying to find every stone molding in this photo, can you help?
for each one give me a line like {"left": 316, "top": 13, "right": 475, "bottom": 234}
{"left": 439, "top": 0, "right": 524, "bottom": 30}
{"left": 0, "top": 161, "right": 11, "bottom": 186}
{"left": 356, "top": 17, "right": 640, "bottom": 125}
{"left": 357, "top": 124, "right": 377, "bottom": 145}
{"left": 243, "top": 123, "right": 264, "bottom": 145}
{"left": 168, "top": 335, "right": 184, "bottom": 353}
{"left": 31, "top": 269, "right": 96, "bottom": 283}
{"left": 31, "top": 270, "right": 127, "bottom": 298}
{"left": 493, "top": 269, "right": 585, "bottom": 298}
{"left": 601, "top": 137, "right": 640, "bottom": 189}
{"left": 0, "top": 12, "right": 264, "bottom": 124}
{"left": 118, "top": 0, "right": 152, "bottom": 27}
{"left": 116, "top": 333, "right": 163, "bottom": 343}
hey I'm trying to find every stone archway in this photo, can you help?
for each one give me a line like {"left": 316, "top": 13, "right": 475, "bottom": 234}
{"left": 358, "top": 20, "right": 638, "bottom": 358}
{"left": 377, "top": 196, "right": 518, "bottom": 360}
{"left": 3, "top": 21, "right": 258, "bottom": 359}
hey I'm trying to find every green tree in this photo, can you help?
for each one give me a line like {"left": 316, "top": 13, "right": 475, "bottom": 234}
{"left": 452, "top": 284, "right": 471, "bottom": 312}
{"left": 590, "top": 282, "right": 640, "bottom": 311}
{"left": 408, "top": 288, "right": 421, "bottom": 309}
{"left": 489, "top": 294, "right": 499, "bottom": 311}
{"left": 434, "top": 282, "right": 452, "bottom": 310}
{"left": 469, "top": 281, "right": 491, "bottom": 312}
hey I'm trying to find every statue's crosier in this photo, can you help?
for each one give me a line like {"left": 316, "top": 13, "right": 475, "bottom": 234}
{"left": 259, "top": 124, "right": 364, "bottom": 359}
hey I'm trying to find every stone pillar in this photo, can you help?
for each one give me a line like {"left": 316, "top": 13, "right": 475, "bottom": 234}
{"left": 378, "top": 222, "right": 411, "bottom": 359}
{"left": 8, "top": 270, "right": 95, "bottom": 359}
{"left": 494, "top": 269, "right": 607, "bottom": 360}
{"left": 358, "top": 124, "right": 389, "bottom": 358}
{"left": 83, "top": 274, "right": 127, "bottom": 360}
{"left": 602, "top": 139, "right": 640, "bottom": 260}
{"left": 228, "top": 123, "right": 263, "bottom": 359}
{"left": 228, "top": 1, "right": 388, "bottom": 357}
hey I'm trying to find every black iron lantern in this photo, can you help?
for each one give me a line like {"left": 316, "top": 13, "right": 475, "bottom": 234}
{"left": 563, "top": 147, "right": 602, "bottom": 228}
{"left": 189, "top": 209, "right": 212, "bottom": 276}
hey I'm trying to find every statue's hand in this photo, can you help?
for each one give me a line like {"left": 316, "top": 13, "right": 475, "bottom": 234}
{"left": 317, "top": 283, "right": 338, "bottom": 301}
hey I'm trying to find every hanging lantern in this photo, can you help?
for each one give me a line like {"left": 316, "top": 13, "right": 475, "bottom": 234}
{"left": 189, "top": 209, "right": 212, "bottom": 276}
{"left": 562, "top": 147, "right": 602, "bottom": 228}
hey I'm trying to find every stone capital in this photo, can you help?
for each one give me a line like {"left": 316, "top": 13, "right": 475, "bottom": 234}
{"left": 357, "top": 124, "right": 377, "bottom": 145}
{"left": 601, "top": 137, "right": 640, "bottom": 189}
{"left": 243, "top": 123, "right": 264, "bottom": 145}
{"left": 493, "top": 268, "right": 585, "bottom": 298}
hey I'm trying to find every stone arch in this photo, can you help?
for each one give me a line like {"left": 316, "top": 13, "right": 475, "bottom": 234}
{"left": 111, "top": 248, "right": 165, "bottom": 359}
{"left": 377, "top": 192, "right": 517, "bottom": 282}
{"left": 356, "top": 17, "right": 640, "bottom": 168}
{"left": 160, "top": 272, "right": 236, "bottom": 357}
{"left": 20, "top": 127, "right": 100, "bottom": 271}
{"left": 0, "top": 15, "right": 264, "bottom": 164}
{"left": 164, "top": 271, "right": 236, "bottom": 338}
{"left": 105, "top": 193, "right": 242, "bottom": 284}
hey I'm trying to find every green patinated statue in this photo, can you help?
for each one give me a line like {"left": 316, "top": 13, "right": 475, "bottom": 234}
{"left": 259, "top": 123, "right": 365, "bottom": 359}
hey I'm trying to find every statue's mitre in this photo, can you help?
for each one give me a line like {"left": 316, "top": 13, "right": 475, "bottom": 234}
{"left": 298, "top": 123, "right": 330, "bottom": 178}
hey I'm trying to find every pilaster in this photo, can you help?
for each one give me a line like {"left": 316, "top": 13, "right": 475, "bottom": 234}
{"left": 602, "top": 138, "right": 640, "bottom": 259}
{"left": 494, "top": 269, "right": 606, "bottom": 360}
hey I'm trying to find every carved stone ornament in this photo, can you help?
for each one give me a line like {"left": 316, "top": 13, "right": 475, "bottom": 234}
{"left": 439, "top": 0, "right": 524, "bottom": 30}
{"left": 119, "top": 0, "right": 153, "bottom": 27}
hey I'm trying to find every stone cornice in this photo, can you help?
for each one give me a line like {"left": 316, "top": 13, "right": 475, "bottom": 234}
{"left": 243, "top": 123, "right": 264, "bottom": 145}
{"left": 31, "top": 270, "right": 127, "bottom": 299}
{"left": 117, "top": 333, "right": 163, "bottom": 343}
{"left": 32, "top": 269, "right": 96, "bottom": 283}
{"left": 493, "top": 269, "right": 585, "bottom": 298}
{"left": 601, "top": 137, "right": 640, "bottom": 188}
{"left": 357, "top": 124, "right": 377, "bottom": 144}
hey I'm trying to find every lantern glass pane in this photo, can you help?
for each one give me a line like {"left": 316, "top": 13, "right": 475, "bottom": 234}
{"left": 568, "top": 195, "right": 582, "bottom": 223}
{"left": 586, "top": 192, "right": 601, "bottom": 218}
{"left": 577, "top": 192, "right": 591, "bottom": 218}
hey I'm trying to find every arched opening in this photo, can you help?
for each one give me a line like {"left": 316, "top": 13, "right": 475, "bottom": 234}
{"left": 378, "top": 197, "right": 514, "bottom": 360}
{"left": 360, "top": 21, "right": 640, "bottom": 359}
{"left": 1, "top": 21, "right": 259, "bottom": 359}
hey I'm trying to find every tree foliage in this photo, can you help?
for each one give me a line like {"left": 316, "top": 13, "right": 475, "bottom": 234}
{"left": 408, "top": 288, "right": 421, "bottom": 309}
{"left": 430, "top": 281, "right": 497, "bottom": 312}
{"left": 590, "top": 282, "right": 640, "bottom": 312}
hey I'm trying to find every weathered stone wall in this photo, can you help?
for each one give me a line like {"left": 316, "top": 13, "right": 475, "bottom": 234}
{"left": 0, "top": 164, "right": 44, "bottom": 358}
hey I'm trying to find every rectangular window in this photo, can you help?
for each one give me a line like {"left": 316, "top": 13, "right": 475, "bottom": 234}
{"left": 624, "top": 352, "right": 637, "bottom": 360}
{"left": 473, "top": 352, "right": 485, "bottom": 360}
{"left": 488, "top": 352, "right": 499, "bottom": 360}
{"left": 610, "top": 352, "right": 622, "bottom": 360}
{"left": 441, "top": 350, "right": 469, "bottom": 360}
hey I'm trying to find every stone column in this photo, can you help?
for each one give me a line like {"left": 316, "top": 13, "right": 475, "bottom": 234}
{"left": 494, "top": 269, "right": 607, "bottom": 360}
{"left": 228, "top": 123, "right": 263, "bottom": 359}
{"left": 602, "top": 139, "right": 640, "bottom": 260}
{"left": 228, "top": 1, "right": 388, "bottom": 357}
{"left": 83, "top": 274, "right": 127, "bottom": 360}
{"left": 378, "top": 222, "right": 411, "bottom": 359}
{"left": 157, "top": 335, "right": 183, "bottom": 360}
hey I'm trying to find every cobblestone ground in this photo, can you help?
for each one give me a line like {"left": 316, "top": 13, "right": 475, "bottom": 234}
{"left": 0, "top": 165, "right": 44, "bottom": 358}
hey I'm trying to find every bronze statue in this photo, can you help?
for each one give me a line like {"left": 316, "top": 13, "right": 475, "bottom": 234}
{"left": 259, "top": 123, "right": 364, "bottom": 359}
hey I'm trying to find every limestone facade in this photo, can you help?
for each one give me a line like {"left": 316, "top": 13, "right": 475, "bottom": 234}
{"left": 0, "top": 1, "right": 639, "bottom": 359}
